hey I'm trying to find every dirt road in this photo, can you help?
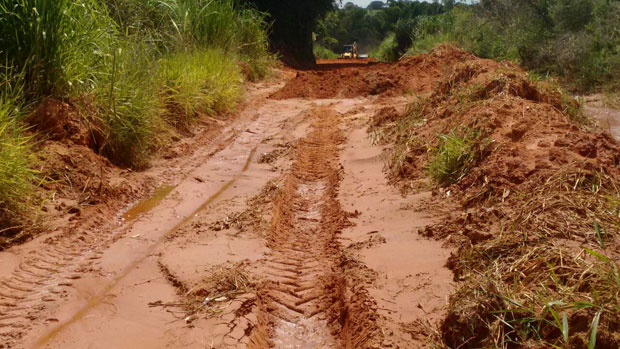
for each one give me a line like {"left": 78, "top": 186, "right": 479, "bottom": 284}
{"left": 0, "top": 61, "right": 453, "bottom": 348}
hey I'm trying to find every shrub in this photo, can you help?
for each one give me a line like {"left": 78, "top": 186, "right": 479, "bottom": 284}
{"left": 313, "top": 45, "right": 339, "bottom": 59}
{"left": 371, "top": 33, "right": 398, "bottom": 62}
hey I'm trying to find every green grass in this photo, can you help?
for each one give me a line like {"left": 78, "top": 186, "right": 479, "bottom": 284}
{"left": 427, "top": 127, "right": 490, "bottom": 186}
{"left": 371, "top": 33, "right": 398, "bottom": 62}
{"left": 313, "top": 45, "right": 339, "bottom": 59}
{"left": 97, "top": 41, "right": 162, "bottom": 168}
{"left": 0, "top": 87, "right": 36, "bottom": 236}
{"left": 0, "top": 0, "right": 117, "bottom": 99}
{"left": 159, "top": 48, "right": 243, "bottom": 126}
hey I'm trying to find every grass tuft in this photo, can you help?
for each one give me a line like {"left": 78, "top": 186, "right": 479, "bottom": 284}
{"left": 313, "top": 45, "right": 339, "bottom": 59}
{"left": 427, "top": 127, "right": 491, "bottom": 186}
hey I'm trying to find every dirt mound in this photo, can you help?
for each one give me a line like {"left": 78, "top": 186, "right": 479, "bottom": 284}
{"left": 387, "top": 60, "right": 620, "bottom": 200}
{"left": 370, "top": 106, "right": 400, "bottom": 127}
{"left": 271, "top": 45, "right": 478, "bottom": 100}
{"left": 29, "top": 98, "right": 103, "bottom": 150}
{"left": 377, "top": 46, "right": 620, "bottom": 348}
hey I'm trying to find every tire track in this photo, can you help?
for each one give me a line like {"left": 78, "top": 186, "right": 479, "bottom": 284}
{"left": 249, "top": 107, "right": 380, "bottom": 348}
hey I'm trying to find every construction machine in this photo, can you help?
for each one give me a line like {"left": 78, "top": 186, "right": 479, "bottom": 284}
{"left": 340, "top": 42, "right": 359, "bottom": 59}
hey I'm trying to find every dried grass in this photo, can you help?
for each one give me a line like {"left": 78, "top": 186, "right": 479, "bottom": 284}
{"left": 443, "top": 169, "right": 620, "bottom": 348}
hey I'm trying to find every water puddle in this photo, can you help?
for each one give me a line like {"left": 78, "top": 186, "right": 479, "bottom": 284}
{"left": 585, "top": 105, "right": 620, "bottom": 140}
{"left": 121, "top": 185, "right": 175, "bottom": 222}
{"left": 33, "top": 146, "right": 259, "bottom": 348}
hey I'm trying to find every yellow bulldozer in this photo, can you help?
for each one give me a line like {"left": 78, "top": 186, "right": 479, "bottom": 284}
{"left": 340, "top": 42, "right": 358, "bottom": 59}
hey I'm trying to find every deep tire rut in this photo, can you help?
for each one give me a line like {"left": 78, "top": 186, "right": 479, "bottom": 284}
{"left": 249, "top": 108, "right": 379, "bottom": 348}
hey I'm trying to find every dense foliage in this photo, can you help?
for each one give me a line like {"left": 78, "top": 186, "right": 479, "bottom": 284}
{"left": 315, "top": 1, "right": 445, "bottom": 61}
{"left": 408, "top": 0, "right": 620, "bottom": 91}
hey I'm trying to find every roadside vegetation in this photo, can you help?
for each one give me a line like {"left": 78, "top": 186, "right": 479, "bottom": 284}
{"left": 407, "top": 0, "right": 620, "bottom": 93}
{"left": 313, "top": 45, "right": 339, "bottom": 59}
{"left": 315, "top": 1, "right": 447, "bottom": 61}
{"left": 0, "top": 0, "right": 273, "bottom": 241}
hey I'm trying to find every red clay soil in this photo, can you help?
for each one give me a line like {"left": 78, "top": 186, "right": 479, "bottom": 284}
{"left": 372, "top": 46, "right": 620, "bottom": 348}
{"left": 271, "top": 45, "right": 473, "bottom": 99}
{"left": 249, "top": 108, "right": 380, "bottom": 348}
{"left": 5, "top": 45, "right": 619, "bottom": 348}
{"left": 387, "top": 55, "right": 620, "bottom": 204}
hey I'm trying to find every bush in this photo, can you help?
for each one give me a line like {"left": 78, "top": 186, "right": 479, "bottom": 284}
{"left": 371, "top": 33, "right": 398, "bottom": 62}
{"left": 313, "top": 45, "right": 339, "bottom": 59}
{"left": 407, "top": 1, "right": 620, "bottom": 92}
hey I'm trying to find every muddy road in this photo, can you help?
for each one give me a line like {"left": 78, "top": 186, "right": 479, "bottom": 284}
{"left": 0, "top": 62, "right": 452, "bottom": 348}
{"left": 4, "top": 47, "right": 618, "bottom": 348}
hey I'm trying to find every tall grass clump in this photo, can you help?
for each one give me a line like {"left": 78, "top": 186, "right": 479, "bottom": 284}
{"left": 98, "top": 42, "right": 162, "bottom": 168}
{"left": 0, "top": 87, "right": 36, "bottom": 237}
{"left": 371, "top": 33, "right": 398, "bottom": 62}
{"left": 159, "top": 49, "right": 243, "bottom": 126}
{"left": 313, "top": 45, "right": 338, "bottom": 59}
{"left": 163, "top": 0, "right": 273, "bottom": 79}
{"left": 0, "top": 0, "right": 117, "bottom": 99}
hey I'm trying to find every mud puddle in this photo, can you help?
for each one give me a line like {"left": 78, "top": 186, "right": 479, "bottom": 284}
{"left": 33, "top": 147, "right": 259, "bottom": 348}
{"left": 122, "top": 185, "right": 176, "bottom": 221}
{"left": 585, "top": 104, "right": 620, "bottom": 140}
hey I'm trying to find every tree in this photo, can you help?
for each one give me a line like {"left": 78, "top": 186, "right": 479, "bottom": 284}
{"left": 244, "top": 0, "right": 336, "bottom": 67}
{"left": 368, "top": 1, "right": 386, "bottom": 10}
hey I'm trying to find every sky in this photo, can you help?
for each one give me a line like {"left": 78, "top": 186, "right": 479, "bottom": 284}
{"left": 339, "top": 1, "right": 473, "bottom": 8}
{"left": 342, "top": 0, "right": 380, "bottom": 7}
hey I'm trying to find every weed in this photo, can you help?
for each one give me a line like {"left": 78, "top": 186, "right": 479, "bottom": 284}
{"left": 427, "top": 127, "right": 491, "bottom": 186}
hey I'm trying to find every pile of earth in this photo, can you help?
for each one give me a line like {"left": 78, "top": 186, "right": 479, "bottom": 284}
{"left": 373, "top": 46, "right": 620, "bottom": 348}
{"left": 382, "top": 56, "right": 620, "bottom": 204}
{"left": 0, "top": 99, "right": 151, "bottom": 250}
{"left": 271, "top": 45, "right": 474, "bottom": 99}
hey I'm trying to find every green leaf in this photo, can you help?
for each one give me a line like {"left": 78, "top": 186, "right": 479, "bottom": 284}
{"left": 562, "top": 312, "right": 569, "bottom": 343}
{"left": 585, "top": 248, "right": 610, "bottom": 263}
{"left": 594, "top": 222, "right": 605, "bottom": 249}
{"left": 589, "top": 311, "right": 602, "bottom": 349}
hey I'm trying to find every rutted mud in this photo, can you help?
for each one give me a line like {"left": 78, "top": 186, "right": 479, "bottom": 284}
{"left": 249, "top": 108, "right": 380, "bottom": 348}
{"left": 0, "top": 51, "right": 478, "bottom": 348}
